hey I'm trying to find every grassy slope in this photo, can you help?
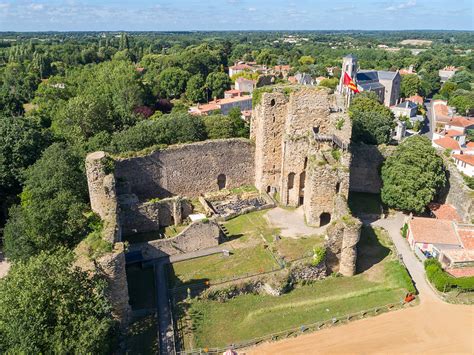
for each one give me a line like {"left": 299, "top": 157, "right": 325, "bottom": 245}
{"left": 184, "top": 225, "right": 415, "bottom": 349}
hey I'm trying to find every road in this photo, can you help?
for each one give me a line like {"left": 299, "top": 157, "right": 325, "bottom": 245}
{"left": 422, "top": 99, "right": 434, "bottom": 139}
{"left": 249, "top": 213, "right": 474, "bottom": 354}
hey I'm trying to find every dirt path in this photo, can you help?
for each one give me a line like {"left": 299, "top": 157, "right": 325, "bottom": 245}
{"left": 265, "top": 207, "right": 326, "bottom": 237}
{"left": 248, "top": 213, "right": 474, "bottom": 354}
{"left": 0, "top": 252, "right": 10, "bottom": 278}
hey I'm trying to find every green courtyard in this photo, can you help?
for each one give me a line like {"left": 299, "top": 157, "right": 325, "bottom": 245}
{"left": 171, "top": 210, "right": 415, "bottom": 350}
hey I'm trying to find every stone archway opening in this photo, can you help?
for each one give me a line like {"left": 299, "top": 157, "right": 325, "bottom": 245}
{"left": 298, "top": 171, "right": 306, "bottom": 206}
{"left": 319, "top": 212, "right": 331, "bottom": 226}
{"left": 217, "top": 174, "right": 226, "bottom": 190}
{"left": 287, "top": 172, "right": 295, "bottom": 189}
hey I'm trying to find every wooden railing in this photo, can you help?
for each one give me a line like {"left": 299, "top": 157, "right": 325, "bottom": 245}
{"left": 313, "top": 133, "right": 349, "bottom": 150}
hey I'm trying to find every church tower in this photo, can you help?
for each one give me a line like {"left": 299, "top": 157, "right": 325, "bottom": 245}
{"left": 337, "top": 54, "right": 358, "bottom": 94}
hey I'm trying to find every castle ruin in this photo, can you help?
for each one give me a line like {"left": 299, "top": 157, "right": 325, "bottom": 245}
{"left": 84, "top": 86, "right": 362, "bottom": 326}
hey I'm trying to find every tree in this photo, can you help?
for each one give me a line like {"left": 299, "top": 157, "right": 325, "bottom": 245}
{"left": 3, "top": 143, "right": 89, "bottom": 261}
{"left": 420, "top": 71, "right": 441, "bottom": 97}
{"left": 349, "top": 93, "right": 395, "bottom": 145}
{"left": 381, "top": 136, "right": 446, "bottom": 213}
{"left": 439, "top": 81, "right": 458, "bottom": 99}
{"left": 400, "top": 74, "right": 421, "bottom": 97}
{"left": 0, "top": 249, "right": 115, "bottom": 353}
{"left": 158, "top": 67, "right": 190, "bottom": 99}
{"left": 298, "top": 55, "right": 315, "bottom": 66}
{"left": 204, "top": 108, "right": 249, "bottom": 139}
{"left": 205, "top": 72, "right": 231, "bottom": 99}
{"left": 318, "top": 78, "right": 339, "bottom": 90}
{"left": 186, "top": 74, "right": 207, "bottom": 103}
{"left": 0, "top": 116, "right": 49, "bottom": 197}
{"left": 449, "top": 90, "right": 474, "bottom": 115}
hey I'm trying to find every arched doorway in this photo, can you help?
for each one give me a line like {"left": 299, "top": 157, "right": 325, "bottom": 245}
{"left": 217, "top": 174, "right": 226, "bottom": 190}
{"left": 287, "top": 172, "right": 295, "bottom": 189}
{"left": 319, "top": 212, "right": 331, "bottom": 226}
{"left": 299, "top": 171, "right": 306, "bottom": 205}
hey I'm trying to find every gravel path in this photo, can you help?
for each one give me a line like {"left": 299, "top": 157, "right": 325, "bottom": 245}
{"left": 265, "top": 207, "right": 326, "bottom": 237}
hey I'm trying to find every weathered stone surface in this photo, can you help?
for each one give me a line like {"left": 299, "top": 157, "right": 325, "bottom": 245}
{"left": 119, "top": 195, "right": 192, "bottom": 236}
{"left": 325, "top": 216, "right": 362, "bottom": 276}
{"left": 115, "top": 139, "right": 255, "bottom": 200}
{"left": 127, "top": 220, "right": 222, "bottom": 260}
{"left": 290, "top": 260, "right": 327, "bottom": 281}
{"left": 252, "top": 87, "right": 352, "bottom": 228}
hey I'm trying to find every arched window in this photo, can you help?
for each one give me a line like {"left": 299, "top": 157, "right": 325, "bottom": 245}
{"left": 270, "top": 99, "right": 276, "bottom": 107}
{"left": 319, "top": 212, "right": 331, "bottom": 226}
{"left": 217, "top": 174, "right": 226, "bottom": 190}
{"left": 336, "top": 182, "right": 341, "bottom": 194}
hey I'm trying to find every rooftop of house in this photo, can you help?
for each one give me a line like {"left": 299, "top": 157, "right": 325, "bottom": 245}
{"left": 235, "top": 77, "right": 256, "bottom": 84}
{"left": 445, "top": 130, "right": 464, "bottom": 137}
{"left": 358, "top": 81, "right": 385, "bottom": 91}
{"left": 441, "top": 248, "right": 474, "bottom": 264}
{"left": 274, "top": 65, "right": 291, "bottom": 71}
{"left": 459, "top": 228, "right": 474, "bottom": 249}
{"left": 440, "top": 65, "right": 458, "bottom": 72}
{"left": 428, "top": 203, "right": 462, "bottom": 222}
{"left": 447, "top": 117, "right": 474, "bottom": 128}
{"left": 394, "top": 101, "right": 418, "bottom": 109}
{"left": 453, "top": 154, "right": 474, "bottom": 166}
{"left": 467, "top": 142, "right": 474, "bottom": 149}
{"left": 446, "top": 267, "right": 474, "bottom": 278}
{"left": 409, "top": 217, "right": 460, "bottom": 246}
{"left": 433, "top": 136, "right": 461, "bottom": 150}
{"left": 407, "top": 94, "right": 423, "bottom": 105}
{"left": 229, "top": 63, "right": 253, "bottom": 70}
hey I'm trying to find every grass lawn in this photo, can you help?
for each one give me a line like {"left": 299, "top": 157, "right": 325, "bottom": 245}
{"left": 274, "top": 235, "right": 324, "bottom": 261}
{"left": 169, "top": 245, "right": 279, "bottom": 287}
{"left": 348, "top": 192, "right": 382, "bottom": 215}
{"left": 181, "top": 225, "right": 415, "bottom": 349}
{"left": 224, "top": 210, "right": 280, "bottom": 243}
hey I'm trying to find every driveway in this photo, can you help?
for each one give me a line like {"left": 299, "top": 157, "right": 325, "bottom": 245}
{"left": 249, "top": 213, "right": 474, "bottom": 354}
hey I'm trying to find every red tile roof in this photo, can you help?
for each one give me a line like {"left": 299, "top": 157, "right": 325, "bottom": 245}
{"left": 428, "top": 203, "right": 462, "bottom": 222}
{"left": 433, "top": 137, "right": 460, "bottom": 150}
{"left": 459, "top": 229, "right": 474, "bottom": 250}
{"left": 229, "top": 64, "right": 252, "bottom": 70}
{"left": 453, "top": 154, "right": 474, "bottom": 166}
{"left": 467, "top": 142, "right": 474, "bottom": 148}
{"left": 447, "top": 117, "right": 474, "bottom": 128}
{"left": 446, "top": 267, "right": 474, "bottom": 278}
{"left": 409, "top": 217, "right": 460, "bottom": 246}
{"left": 407, "top": 95, "right": 423, "bottom": 105}
{"left": 445, "top": 130, "right": 464, "bottom": 137}
{"left": 441, "top": 249, "right": 474, "bottom": 264}
{"left": 236, "top": 77, "right": 256, "bottom": 84}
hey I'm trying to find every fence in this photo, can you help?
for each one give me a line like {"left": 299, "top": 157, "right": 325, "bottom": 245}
{"left": 176, "top": 300, "right": 416, "bottom": 354}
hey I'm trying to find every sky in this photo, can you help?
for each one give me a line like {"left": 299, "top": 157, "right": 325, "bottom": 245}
{"left": 0, "top": 0, "right": 472, "bottom": 32}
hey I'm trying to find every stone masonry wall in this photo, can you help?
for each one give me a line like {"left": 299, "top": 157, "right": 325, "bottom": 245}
{"left": 115, "top": 139, "right": 255, "bottom": 201}
{"left": 119, "top": 195, "right": 191, "bottom": 236}
{"left": 127, "top": 220, "right": 222, "bottom": 261}
{"left": 85, "top": 152, "right": 130, "bottom": 326}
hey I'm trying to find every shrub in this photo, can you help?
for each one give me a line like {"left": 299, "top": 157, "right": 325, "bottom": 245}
{"left": 311, "top": 246, "right": 326, "bottom": 266}
{"left": 331, "top": 149, "right": 341, "bottom": 162}
{"left": 424, "top": 259, "right": 474, "bottom": 292}
{"left": 400, "top": 223, "right": 408, "bottom": 238}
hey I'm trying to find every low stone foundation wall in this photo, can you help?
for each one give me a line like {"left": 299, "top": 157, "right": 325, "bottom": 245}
{"left": 128, "top": 220, "right": 222, "bottom": 261}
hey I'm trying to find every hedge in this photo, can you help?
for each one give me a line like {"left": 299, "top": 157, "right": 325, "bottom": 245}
{"left": 424, "top": 259, "right": 474, "bottom": 292}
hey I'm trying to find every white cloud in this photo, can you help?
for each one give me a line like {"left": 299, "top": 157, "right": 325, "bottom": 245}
{"left": 386, "top": 0, "right": 417, "bottom": 11}
{"left": 248, "top": 7, "right": 256, "bottom": 11}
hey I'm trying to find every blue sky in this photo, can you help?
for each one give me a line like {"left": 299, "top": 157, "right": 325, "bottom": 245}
{"left": 0, "top": 0, "right": 472, "bottom": 31}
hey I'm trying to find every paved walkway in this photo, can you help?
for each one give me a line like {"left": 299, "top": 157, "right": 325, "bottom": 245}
{"left": 265, "top": 206, "right": 326, "bottom": 237}
{"left": 250, "top": 213, "right": 474, "bottom": 354}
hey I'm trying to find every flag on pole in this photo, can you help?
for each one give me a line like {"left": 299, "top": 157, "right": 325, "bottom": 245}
{"left": 343, "top": 72, "right": 359, "bottom": 93}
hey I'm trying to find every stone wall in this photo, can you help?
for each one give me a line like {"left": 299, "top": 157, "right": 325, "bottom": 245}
{"left": 325, "top": 215, "right": 362, "bottom": 276}
{"left": 84, "top": 152, "right": 130, "bottom": 326}
{"left": 252, "top": 86, "right": 352, "bottom": 227}
{"left": 127, "top": 220, "right": 222, "bottom": 261}
{"left": 119, "top": 195, "right": 192, "bottom": 236}
{"left": 440, "top": 160, "right": 474, "bottom": 223}
{"left": 114, "top": 139, "right": 255, "bottom": 201}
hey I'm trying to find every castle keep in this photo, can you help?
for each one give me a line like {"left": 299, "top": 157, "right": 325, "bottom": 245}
{"left": 252, "top": 87, "right": 352, "bottom": 226}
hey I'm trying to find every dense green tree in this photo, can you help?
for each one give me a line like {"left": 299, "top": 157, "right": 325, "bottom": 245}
{"left": 0, "top": 116, "right": 49, "bottom": 197}
{"left": 159, "top": 67, "right": 190, "bottom": 99}
{"left": 205, "top": 72, "right": 231, "bottom": 99}
{"left": 3, "top": 143, "right": 89, "bottom": 261}
{"left": 349, "top": 93, "right": 395, "bottom": 145}
{"left": 449, "top": 90, "right": 474, "bottom": 115}
{"left": 439, "top": 81, "right": 458, "bottom": 99}
{"left": 400, "top": 74, "right": 422, "bottom": 97}
{"left": 381, "top": 136, "right": 446, "bottom": 213}
{"left": 186, "top": 74, "right": 207, "bottom": 103}
{"left": 204, "top": 108, "right": 249, "bottom": 139}
{"left": 0, "top": 249, "right": 115, "bottom": 353}
{"left": 318, "top": 78, "right": 339, "bottom": 90}
{"left": 420, "top": 71, "right": 441, "bottom": 97}
{"left": 299, "top": 55, "right": 315, "bottom": 66}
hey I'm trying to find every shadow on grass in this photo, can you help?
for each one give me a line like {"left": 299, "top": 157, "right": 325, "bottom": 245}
{"left": 168, "top": 264, "right": 211, "bottom": 298}
{"left": 356, "top": 225, "right": 390, "bottom": 274}
{"left": 126, "top": 263, "right": 157, "bottom": 311}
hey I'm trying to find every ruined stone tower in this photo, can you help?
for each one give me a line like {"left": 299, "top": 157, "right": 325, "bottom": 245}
{"left": 253, "top": 86, "right": 352, "bottom": 227}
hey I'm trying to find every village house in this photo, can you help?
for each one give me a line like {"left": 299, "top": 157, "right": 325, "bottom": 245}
{"left": 407, "top": 94, "right": 424, "bottom": 106}
{"left": 407, "top": 217, "right": 474, "bottom": 272}
{"left": 452, "top": 154, "right": 474, "bottom": 177}
{"left": 235, "top": 77, "right": 256, "bottom": 94}
{"left": 391, "top": 101, "right": 418, "bottom": 118}
{"left": 439, "top": 65, "right": 458, "bottom": 83}
{"left": 188, "top": 95, "right": 252, "bottom": 116}
{"left": 228, "top": 62, "right": 253, "bottom": 77}
{"left": 273, "top": 65, "right": 291, "bottom": 78}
